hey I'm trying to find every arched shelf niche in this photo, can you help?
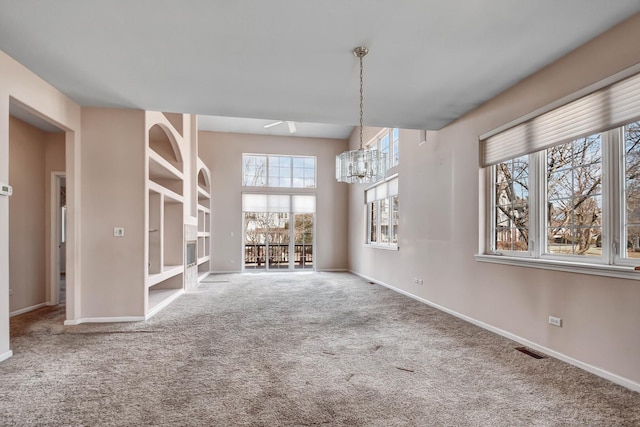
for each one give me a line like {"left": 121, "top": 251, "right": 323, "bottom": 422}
{"left": 148, "top": 123, "right": 184, "bottom": 172}
{"left": 198, "top": 168, "right": 210, "bottom": 193}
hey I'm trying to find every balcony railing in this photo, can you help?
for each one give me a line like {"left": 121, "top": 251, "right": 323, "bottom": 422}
{"left": 244, "top": 243, "right": 313, "bottom": 269}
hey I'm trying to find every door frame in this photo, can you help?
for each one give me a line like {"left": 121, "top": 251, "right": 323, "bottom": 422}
{"left": 48, "top": 171, "right": 65, "bottom": 306}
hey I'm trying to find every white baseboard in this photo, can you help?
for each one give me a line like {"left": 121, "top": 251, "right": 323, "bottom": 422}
{"left": 210, "top": 270, "right": 241, "bottom": 274}
{"left": 145, "top": 289, "right": 184, "bottom": 320}
{"left": 318, "top": 269, "right": 349, "bottom": 272}
{"left": 0, "top": 350, "right": 13, "bottom": 362}
{"left": 64, "top": 316, "right": 145, "bottom": 325}
{"left": 10, "top": 303, "right": 47, "bottom": 317}
{"left": 351, "top": 271, "right": 640, "bottom": 393}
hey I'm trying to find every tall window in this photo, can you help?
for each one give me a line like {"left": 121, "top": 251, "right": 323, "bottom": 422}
{"left": 494, "top": 156, "right": 529, "bottom": 252}
{"left": 367, "top": 176, "right": 399, "bottom": 247}
{"left": 243, "top": 154, "right": 316, "bottom": 188}
{"left": 368, "top": 128, "right": 400, "bottom": 170}
{"left": 481, "top": 68, "right": 640, "bottom": 276}
{"left": 546, "top": 134, "right": 602, "bottom": 256}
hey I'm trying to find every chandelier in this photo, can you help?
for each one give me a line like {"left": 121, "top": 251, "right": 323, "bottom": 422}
{"left": 336, "top": 46, "right": 386, "bottom": 184}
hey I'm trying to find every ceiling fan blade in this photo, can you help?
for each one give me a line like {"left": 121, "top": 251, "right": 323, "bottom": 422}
{"left": 287, "top": 121, "right": 297, "bottom": 133}
{"left": 264, "top": 120, "right": 283, "bottom": 129}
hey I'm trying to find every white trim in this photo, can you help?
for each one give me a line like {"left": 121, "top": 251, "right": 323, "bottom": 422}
{"left": 64, "top": 316, "right": 145, "bottom": 325}
{"left": 10, "top": 303, "right": 47, "bottom": 317}
{"left": 475, "top": 254, "right": 640, "bottom": 280}
{"left": 351, "top": 270, "right": 640, "bottom": 393}
{"left": 49, "top": 172, "right": 65, "bottom": 307}
{"left": 145, "top": 289, "right": 184, "bottom": 320}
{"left": 0, "top": 350, "right": 13, "bottom": 363}
{"left": 211, "top": 270, "right": 242, "bottom": 274}
{"left": 362, "top": 244, "right": 399, "bottom": 251}
{"left": 318, "top": 268, "right": 349, "bottom": 272}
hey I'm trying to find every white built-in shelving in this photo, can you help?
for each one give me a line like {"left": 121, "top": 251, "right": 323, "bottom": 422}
{"left": 196, "top": 163, "right": 211, "bottom": 277}
{"left": 146, "top": 113, "right": 186, "bottom": 316}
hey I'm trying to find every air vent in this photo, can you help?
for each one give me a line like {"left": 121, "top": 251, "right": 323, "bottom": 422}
{"left": 515, "top": 346, "right": 547, "bottom": 359}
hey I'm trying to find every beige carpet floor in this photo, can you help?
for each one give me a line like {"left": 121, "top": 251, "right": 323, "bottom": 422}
{"left": 1, "top": 272, "right": 639, "bottom": 426}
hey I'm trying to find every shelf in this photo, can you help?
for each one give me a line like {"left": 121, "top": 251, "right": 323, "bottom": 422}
{"left": 148, "top": 181, "right": 184, "bottom": 203}
{"left": 197, "top": 255, "right": 210, "bottom": 265}
{"left": 198, "top": 231, "right": 210, "bottom": 238}
{"left": 198, "top": 186, "right": 210, "bottom": 200}
{"left": 147, "top": 265, "right": 183, "bottom": 288}
{"left": 147, "top": 288, "right": 184, "bottom": 319}
{"left": 197, "top": 204, "right": 210, "bottom": 214}
{"left": 149, "top": 149, "right": 184, "bottom": 181}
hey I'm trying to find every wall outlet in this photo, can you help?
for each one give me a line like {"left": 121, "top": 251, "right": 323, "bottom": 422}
{"left": 9, "top": 288, "right": 13, "bottom": 296}
{"left": 549, "top": 316, "right": 562, "bottom": 327}
{"left": 413, "top": 278, "right": 424, "bottom": 285}
{"left": 113, "top": 227, "right": 125, "bottom": 237}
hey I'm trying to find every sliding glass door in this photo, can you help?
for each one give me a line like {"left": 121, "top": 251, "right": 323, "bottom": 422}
{"left": 243, "top": 194, "right": 315, "bottom": 271}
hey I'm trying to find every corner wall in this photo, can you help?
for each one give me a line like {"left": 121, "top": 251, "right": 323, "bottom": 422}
{"left": 348, "top": 13, "right": 640, "bottom": 387}
{"left": 0, "top": 50, "right": 81, "bottom": 362}
{"left": 198, "top": 131, "right": 349, "bottom": 272}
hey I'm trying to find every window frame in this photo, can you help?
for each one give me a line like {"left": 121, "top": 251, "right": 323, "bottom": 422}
{"left": 479, "top": 123, "right": 640, "bottom": 279}
{"left": 365, "top": 175, "right": 399, "bottom": 250}
{"left": 367, "top": 128, "right": 400, "bottom": 170}
{"left": 242, "top": 153, "right": 317, "bottom": 189}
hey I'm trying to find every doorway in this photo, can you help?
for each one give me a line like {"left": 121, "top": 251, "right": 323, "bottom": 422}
{"left": 242, "top": 194, "right": 316, "bottom": 271}
{"left": 8, "top": 103, "right": 67, "bottom": 319}
{"left": 51, "top": 174, "right": 66, "bottom": 305}
{"left": 243, "top": 211, "right": 314, "bottom": 271}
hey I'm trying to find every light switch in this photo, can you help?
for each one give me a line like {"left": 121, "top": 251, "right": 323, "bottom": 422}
{"left": 114, "top": 227, "right": 125, "bottom": 237}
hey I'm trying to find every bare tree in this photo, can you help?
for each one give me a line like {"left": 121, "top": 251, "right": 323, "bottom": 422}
{"left": 547, "top": 135, "right": 601, "bottom": 254}
{"left": 495, "top": 156, "right": 529, "bottom": 251}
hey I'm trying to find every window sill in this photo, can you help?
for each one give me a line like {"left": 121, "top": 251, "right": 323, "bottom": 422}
{"left": 364, "top": 244, "right": 399, "bottom": 251}
{"left": 475, "top": 254, "right": 640, "bottom": 281}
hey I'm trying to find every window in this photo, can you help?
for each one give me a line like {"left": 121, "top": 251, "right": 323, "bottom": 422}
{"left": 243, "top": 154, "right": 316, "bottom": 188}
{"left": 494, "top": 156, "right": 529, "bottom": 253}
{"left": 480, "top": 66, "right": 640, "bottom": 277}
{"left": 368, "top": 128, "right": 400, "bottom": 170}
{"left": 366, "top": 176, "right": 399, "bottom": 248}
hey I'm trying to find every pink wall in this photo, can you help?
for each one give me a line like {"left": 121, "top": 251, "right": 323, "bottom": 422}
{"left": 198, "top": 131, "right": 349, "bottom": 272}
{"left": 80, "top": 108, "right": 146, "bottom": 318}
{"left": 348, "top": 13, "right": 640, "bottom": 388}
{"left": 8, "top": 117, "right": 47, "bottom": 313}
{"left": 0, "top": 50, "right": 81, "bottom": 360}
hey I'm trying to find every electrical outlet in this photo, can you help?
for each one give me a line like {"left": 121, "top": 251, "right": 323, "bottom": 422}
{"left": 418, "top": 279, "right": 424, "bottom": 285}
{"left": 9, "top": 289, "right": 13, "bottom": 296}
{"left": 113, "top": 227, "right": 125, "bottom": 237}
{"left": 548, "top": 316, "right": 562, "bottom": 327}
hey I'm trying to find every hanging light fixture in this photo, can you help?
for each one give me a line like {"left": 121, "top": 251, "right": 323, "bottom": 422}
{"left": 336, "top": 46, "right": 386, "bottom": 184}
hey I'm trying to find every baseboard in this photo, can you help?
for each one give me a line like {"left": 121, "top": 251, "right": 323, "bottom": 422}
{"left": 64, "top": 316, "right": 145, "bottom": 325}
{"left": 318, "top": 269, "right": 349, "bottom": 272}
{"left": 351, "top": 270, "right": 640, "bottom": 394}
{"left": 9, "top": 303, "right": 47, "bottom": 317}
{"left": 0, "top": 350, "right": 13, "bottom": 362}
{"left": 210, "top": 270, "right": 241, "bottom": 274}
{"left": 144, "top": 289, "right": 184, "bottom": 320}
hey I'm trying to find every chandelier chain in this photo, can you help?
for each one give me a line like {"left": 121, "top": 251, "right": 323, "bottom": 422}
{"left": 359, "top": 53, "right": 364, "bottom": 149}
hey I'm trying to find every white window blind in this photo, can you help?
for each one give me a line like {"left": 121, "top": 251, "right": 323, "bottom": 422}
{"left": 291, "top": 195, "right": 316, "bottom": 213}
{"left": 366, "top": 177, "right": 399, "bottom": 202}
{"left": 242, "top": 194, "right": 316, "bottom": 213}
{"left": 481, "top": 70, "right": 640, "bottom": 167}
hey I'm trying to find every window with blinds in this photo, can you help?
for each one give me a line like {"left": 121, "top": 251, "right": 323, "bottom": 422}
{"left": 366, "top": 176, "right": 399, "bottom": 247}
{"left": 480, "top": 65, "right": 640, "bottom": 275}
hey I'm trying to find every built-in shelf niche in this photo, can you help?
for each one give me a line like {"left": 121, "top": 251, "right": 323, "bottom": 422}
{"left": 146, "top": 116, "right": 185, "bottom": 312}
{"left": 196, "top": 164, "right": 211, "bottom": 270}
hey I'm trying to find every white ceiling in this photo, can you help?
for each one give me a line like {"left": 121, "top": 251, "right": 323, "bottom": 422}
{"left": 1, "top": 1, "right": 640, "bottom": 139}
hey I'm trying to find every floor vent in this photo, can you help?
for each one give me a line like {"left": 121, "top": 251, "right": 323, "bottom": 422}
{"left": 515, "top": 346, "right": 547, "bottom": 359}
